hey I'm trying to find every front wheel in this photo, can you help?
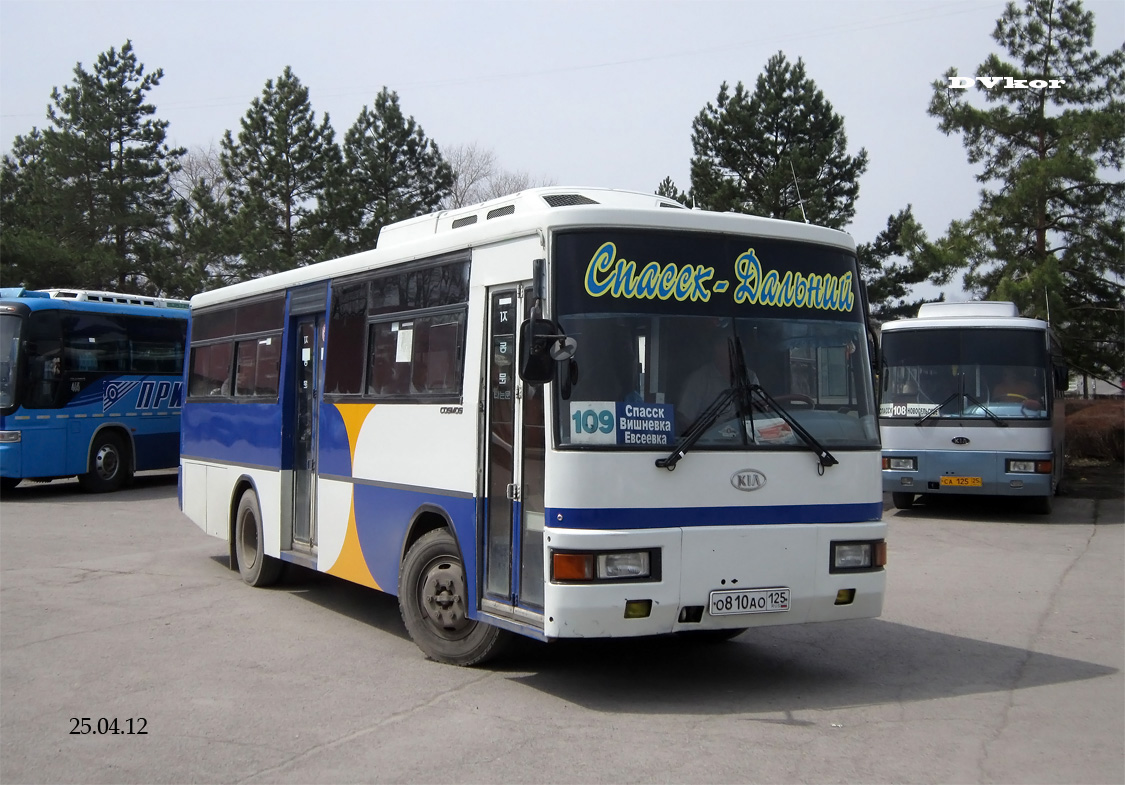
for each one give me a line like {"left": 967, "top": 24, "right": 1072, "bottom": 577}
{"left": 235, "top": 490, "right": 281, "bottom": 587}
{"left": 399, "top": 529, "right": 509, "bottom": 666}
{"left": 78, "top": 431, "right": 131, "bottom": 493}
{"left": 892, "top": 492, "right": 915, "bottom": 510}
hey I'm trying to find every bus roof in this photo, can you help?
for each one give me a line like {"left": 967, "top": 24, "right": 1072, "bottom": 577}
{"left": 881, "top": 300, "right": 1048, "bottom": 332}
{"left": 0, "top": 287, "right": 190, "bottom": 317}
{"left": 191, "top": 186, "right": 857, "bottom": 309}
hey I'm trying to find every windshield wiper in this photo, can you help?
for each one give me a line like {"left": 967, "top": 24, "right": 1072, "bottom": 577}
{"left": 656, "top": 337, "right": 751, "bottom": 471}
{"left": 914, "top": 391, "right": 1008, "bottom": 427}
{"left": 749, "top": 384, "right": 838, "bottom": 470}
{"left": 963, "top": 393, "right": 1008, "bottom": 427}
{"left": 914, "top": 392, "right": 960, "bottom": 425}
{"left": 656, "top": 337, "right": 837, "bottom": 472}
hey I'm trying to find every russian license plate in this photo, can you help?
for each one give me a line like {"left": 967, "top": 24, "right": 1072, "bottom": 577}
{"left": 940, "top": 476, "right": 983, "bottom": 487}
{"left": 709, "top": 587, "right": 790, "bottom": 616}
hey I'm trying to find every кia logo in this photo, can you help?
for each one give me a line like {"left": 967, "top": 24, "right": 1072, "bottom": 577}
{"left": 730, "top": 469, "right": 767, "bottom": 492}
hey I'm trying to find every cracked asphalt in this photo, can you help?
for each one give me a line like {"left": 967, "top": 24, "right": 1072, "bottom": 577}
{"left": 1, "top": 470, "right": 1121, "bottom": 784}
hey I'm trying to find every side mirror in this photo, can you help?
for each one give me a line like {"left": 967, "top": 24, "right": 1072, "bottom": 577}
{"left": 519, "top": 318, "right": 577, "bottom": 384}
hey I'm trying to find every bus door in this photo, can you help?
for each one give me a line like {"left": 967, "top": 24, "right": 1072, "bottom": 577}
{"left": 483, "top": 286, "right": 546, "bottom": 620}
{"left": 292, "top": 315, "right": 323, "bottom": 549}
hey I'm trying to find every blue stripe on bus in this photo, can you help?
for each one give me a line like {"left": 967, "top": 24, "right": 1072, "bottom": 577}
{"left": 545, "top": 502, "right": 883, "bottom": 529}
{"left": 351, "top": 484, "right": 478, "bottom": 601}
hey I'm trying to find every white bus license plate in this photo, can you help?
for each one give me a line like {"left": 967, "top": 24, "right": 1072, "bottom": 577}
{"left": 709, "top": 587, "right": 790, "bottom": 616}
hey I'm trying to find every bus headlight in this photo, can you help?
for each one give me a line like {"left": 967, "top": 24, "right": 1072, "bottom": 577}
{"left": 1007, "top": 459, "right": 1052, "bottom": 474}
{"left": 597, "top": 551, "right": 650, "bottom": 579}
{"left": 831, "top": 540, "right": 887, "bottom": 572}
{"left": 552, "top": 549, "right": 657, "bottom": 582}
{"left": 0, "top": 431, "right": 21, "bottom": 443}
{"left": 882, "top": 456, "right": 916, "bottom": 471}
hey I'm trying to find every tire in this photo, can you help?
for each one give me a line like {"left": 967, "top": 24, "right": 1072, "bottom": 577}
{"left": 0, "top": 476, "right": 21, "bottom": 493}
{"left": 234, "top": 490, "right": 281, "bottom": 587}
{"left": 892, "top": 492, "right": 915, "bottom": 510}
{"left": 399, "top": 528, "right": 510, "bottom": 666}
{"left": 78, "top": 431, "right": 131, "bottom": 493}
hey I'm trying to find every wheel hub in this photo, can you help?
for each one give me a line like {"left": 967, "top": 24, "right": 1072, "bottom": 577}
{"left": 94, "top": 445, "right": 118, "bottom": 479}
{"left": 420, "top": 561, "right": 469, "bottom": 632}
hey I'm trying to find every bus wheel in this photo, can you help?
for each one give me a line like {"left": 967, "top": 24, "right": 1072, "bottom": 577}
{"left": 399, "top": 529, "right": 509, "bottom": 666}
{"left": 78, "top": 432, "right": 130, "bottom": 493}
{"left": 1026, "top": 494, "right": 1053, "bottom": 515}
{"left": 234, "top": 490, "right": 281, "bottom": 587}
{"left": 0, "top": 476, "right": 20, "bottom": 493}
{"left": 892, "top": 492, "right": 915, "bottom": 510}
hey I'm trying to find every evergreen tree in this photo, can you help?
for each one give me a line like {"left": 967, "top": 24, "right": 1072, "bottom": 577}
{"left": 929, "top": 0, "right": 1125, "bottom": 381}
{"left": 1, "top": 41, "right": 183, "bottom": 293}
{"left": 220, "top": 67, "right": 340, "bottom": 280}
{"left": 0, "top": 130, "right": 76, "bottom": 288}
{"left": 857, "top": 206, "right": 949, "bottom": 322}
{"left": 655, "top": 176, "right": 690, "bottom": 206}
{"left": 689, "top": 52, "right": 868, "bottom": 230}
{"left": 337, "top": 88, "right": 453, "bottom": 254}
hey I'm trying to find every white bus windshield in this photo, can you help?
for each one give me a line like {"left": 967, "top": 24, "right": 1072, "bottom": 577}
{"left": 880, "top": 327, "right": 1050, "bottom": 421}
{"left": 551, "top": 229, "right": 878, "bottom": 451}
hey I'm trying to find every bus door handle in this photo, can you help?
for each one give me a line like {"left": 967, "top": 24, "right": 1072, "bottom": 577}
{"left": 505, "top": 483, "right": 520, "bottom": 501}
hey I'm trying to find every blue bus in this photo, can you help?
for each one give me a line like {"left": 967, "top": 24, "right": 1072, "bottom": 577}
{"left": 0, "top": 288, "right": 189, "bottom": 493}
{"left": 879, "top": 301, "right": 1067, "bottom": 514}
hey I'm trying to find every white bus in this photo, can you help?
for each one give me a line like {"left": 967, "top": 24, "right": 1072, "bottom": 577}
{"left": 879, "top": 301, "right": 1067, "bottom": 514}
{"left": 180, "top": 187, "right": 887, "bottom": 665}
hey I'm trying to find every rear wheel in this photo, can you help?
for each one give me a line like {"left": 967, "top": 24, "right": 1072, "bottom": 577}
{"left": 0, "top": 476, "right": 20, "bottom": 493}
{"left": 399, "top": 528, "right": 509, "bottom": 666}
{"left": 78, "top": 431, "right": 131, "bottom": 493}
{"left": 892, "top": 492, "right": 915, "bottom": 510}
{"left": 235, "top": 490, "right": 281, "bottom": 586}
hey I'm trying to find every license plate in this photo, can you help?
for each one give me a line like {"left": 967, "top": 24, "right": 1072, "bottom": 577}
{"left": 709, "top": 587, "right": 790, "bottom": 616}
{"left": 940, "top": 476, "right": 982, "bottom": 487}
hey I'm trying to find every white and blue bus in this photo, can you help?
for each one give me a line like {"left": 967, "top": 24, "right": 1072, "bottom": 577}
{"left": 0, "top": 288, "right": 189, "bottom": 493}
{"left": 180, "top": 187, "right": 887, "bottom": 665}
{"left": 879, "top": 301, "right": 1067, "bottom": 514}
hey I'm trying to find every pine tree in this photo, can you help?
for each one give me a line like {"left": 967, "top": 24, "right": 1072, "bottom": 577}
{"left": 857, "top": 207, "right": 950, "bottom": 322}
{"left": 689, "top": 52, "right": 868, "bottom": 230}
{"left": 0, "top": 131, "right": 76, "bottom": 288}
{"left": 655, "top": 176, "right": 689, "bottom": 206}
{"left": 220, "top": 67, "right": 340, "bottom": 280}
{"left": 1, "top": 41, "right": 183, "bottom": 292}
{"left": 929, "top": 0, "right": 1125, "bottom": 382}
{"left": 337, "top": 88, "right": 453, "bottom": 254}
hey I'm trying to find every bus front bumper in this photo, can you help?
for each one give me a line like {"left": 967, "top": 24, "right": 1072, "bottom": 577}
{"left": 882, "top": 450, "right": 1055, "bottom": 497}
{"left": 540, "top": 522, "right": 886, "bottom": 640}
{"left": 0, "top": 438, "right": 22, "bottom": 480}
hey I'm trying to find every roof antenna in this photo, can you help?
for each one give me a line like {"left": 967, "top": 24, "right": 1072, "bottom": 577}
{"left": 790, "top": 160, "right": 808, "bottom": 224}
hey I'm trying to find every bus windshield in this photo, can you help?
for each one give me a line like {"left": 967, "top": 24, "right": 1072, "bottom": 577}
{"left": 880, "top": 327, "right": 1050, "bottom": 421}
{"left": 551, "top": 229, "right": 878, "bottom": 451}
{"left": 0, "top": 313, "right": 22, "bottom": 409}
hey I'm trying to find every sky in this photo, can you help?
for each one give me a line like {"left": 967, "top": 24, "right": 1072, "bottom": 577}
{"left": 1, "top": 0, "right": 1123, "bottom": 300}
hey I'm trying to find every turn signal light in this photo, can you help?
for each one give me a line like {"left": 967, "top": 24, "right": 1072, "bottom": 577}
{"left": 552, "top": 553, "right": 593, "bottom": 581}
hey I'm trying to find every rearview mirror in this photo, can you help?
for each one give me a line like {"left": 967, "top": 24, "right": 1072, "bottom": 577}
{"left": 519, "top": 318, "right": 577, "bottom": 384}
